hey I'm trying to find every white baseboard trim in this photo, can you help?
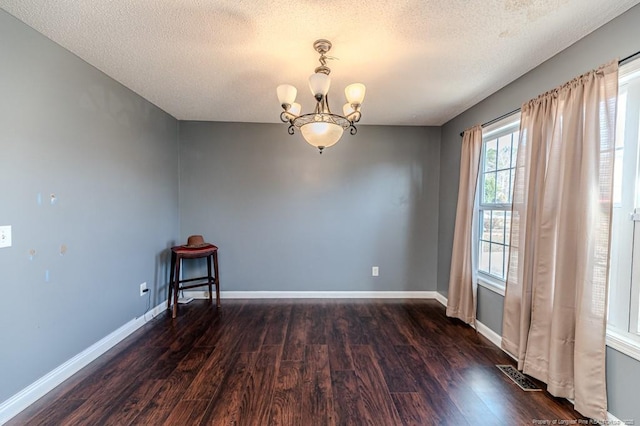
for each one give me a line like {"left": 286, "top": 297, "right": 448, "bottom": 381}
{"left": 0, "top": 302, "right": 166, "bottom": 425}
{"left": 432, "top": 292, "right": 505, "bottom": 350}
{"left": 475, "top": 320, "right": 503, "bottom": 348}
{"left": 185, "top": 290, "right": 439, "bottom": 299}
{"left": 434, "top": 292, "right": 448, "bottom": 306}
{"left": 607, "top": 411, "right": 628, "bottom": 425}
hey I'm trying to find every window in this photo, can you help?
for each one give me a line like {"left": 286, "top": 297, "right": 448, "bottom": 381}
{"left": 475, "top": 114, "right": 520, "bottom": 293}
{"left": 608, "top": 57, "right": 640, "bottom": 359}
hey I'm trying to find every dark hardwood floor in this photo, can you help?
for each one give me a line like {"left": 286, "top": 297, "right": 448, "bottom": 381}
{"left": 9, "top": 299, "right": 586, "bottom": 425}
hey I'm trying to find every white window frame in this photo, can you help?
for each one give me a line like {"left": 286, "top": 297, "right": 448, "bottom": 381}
{"left": 474, "top": 113, "right": 521, "bottom": 296}
{"left": 607, "top": 57, "right": 640, "bottom": 362}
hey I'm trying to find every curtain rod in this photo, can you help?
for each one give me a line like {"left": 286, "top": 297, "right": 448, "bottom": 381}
{"left": 458, "top": 109, "right": 520, "bottom": 137}
{"left": 459, "top": 49, "right": 640, "bottom": 137}
{"left": 620, "top": 49, "right": 640, "bottom": 65}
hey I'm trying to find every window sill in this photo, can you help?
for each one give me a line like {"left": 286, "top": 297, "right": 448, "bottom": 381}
{"left": 606, "top": 328, "right": 640, "bottom": 362}
{"left": 477, "top": 275, "right": 506, "bottom": 297}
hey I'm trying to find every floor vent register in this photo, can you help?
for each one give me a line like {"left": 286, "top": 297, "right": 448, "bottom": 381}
{"left": 496, "top": 365, "right": 542, "bottom": 391}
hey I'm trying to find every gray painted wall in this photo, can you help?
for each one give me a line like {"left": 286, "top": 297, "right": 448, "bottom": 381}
{"left": 179, "top": 121, "right": 440, "bottom": 292}
{"left": 0, "top": 10, "right": 179, "bottom": 401}
{"left": 437, "top": 4, "right": 640, "bottom": 422}
{"left": 476, "top": 286, "right": 503, "bottom": 335}
{"left": 606, "top": 348, "right": 640, "bottom": 422}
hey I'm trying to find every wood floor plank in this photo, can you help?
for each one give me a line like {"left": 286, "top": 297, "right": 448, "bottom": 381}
{"left": 193, "top": 301, "right": 245, "bottom": 348}
{"left": 239, "top": 344, "right": 282, "bottom": 425}
{"left": 392, "top": 392, "right": 441, "bottom": 426}
{"left": 132, "top": 408, "right": 172, "bottom": 425}
{"left": 351, "top": 301, "right": 373, "bottom": 318}
{"left": 351, "top": 345, "right": 403, "bottom": 426}
{"left": 102, "top": 379, "right": 165, "bottom": 425}
{"left": 147, "top": 301, "right": 211, "bottom": 347}
{"left": 181, "top": 345, "right": 237, "bottom": 401}
{"left": 282, "top": 304, "right": 307, "bottom": 361}
{"left": 12, "top": 398, "right": 86, "bottom": 426}
{"left": 198, "top": 351, "right": 258, "bottom": 425}
{"left": 464, "top": 365, "right": 553, "bottom": 423}
{"left": 405, "top": 302, "right": 458, "bottom": 349}
{"left": 331, "top": 369, "right": 374, "bottom": 426}
{"left": 55, "top": 377, "right": 147, "bottom": 426}
{"left": 373, "top": 303, "right": 411, "bottom": 346}
{"left": 268, "top": 360, "right": 303, "bottom": 426}
{"left": 343, "top": 303, "right": 371, "bottom": 345}
{"left": 327, "top": 303, "right": 355, "bottom": 371}
{"left": 381, "top": 303, "right": 429, "bottom": 346}
{"left": 61, "top": 344, "right": 165, "bottom": 401}
{"left": 148, "top": 336, "right": 206, "bottom": 380}
{"left": 163, "top": 399, "right": 210, "bottom": 426}
{"left": 306, "top": 304, "right": 328, "bottom": 345}
{"left": 393, "top": 343, "right": 484, "bottom": 425}
{"left": 49, "top": 344, "right": 166, "bottom": 425}
{"left": 359, "top": 315, "right": 417, "bottom": 393}
{"left": 183, "top": 304, "right": 259, "bottom": 401}
{"left": 7, "top": 299, "right": 588, "bottom": 425}
{"left": 263, "top": 304, "right": 293, "bottom": 346}
{"left": 236, "top": 303, "right": 272, "bottom": 352}
{"left": 302, "top": 344, "right": 335, "bottom": 426}
{"left": 132, "top": 345, "right": 215, "bottom": 424}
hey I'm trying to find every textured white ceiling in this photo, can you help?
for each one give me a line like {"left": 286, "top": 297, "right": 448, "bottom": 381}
{"left": 0, "top": 0, "right": 638, "bottom": 125}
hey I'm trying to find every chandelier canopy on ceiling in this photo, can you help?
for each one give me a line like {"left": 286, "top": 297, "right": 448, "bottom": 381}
{"left": 277, "top": 39, "right": 366, "bottom": 154}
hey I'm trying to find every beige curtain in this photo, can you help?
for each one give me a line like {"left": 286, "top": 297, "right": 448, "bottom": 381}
{"left": 502, "top": 61, "right": 618, "bottom": 420}
{"left": 447, "top": 125, "right": 482, "bottom": 324}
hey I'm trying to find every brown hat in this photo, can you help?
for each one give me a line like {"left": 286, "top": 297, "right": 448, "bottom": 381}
{"left": 183, "top": 235, "right": 209, "bottom": 248}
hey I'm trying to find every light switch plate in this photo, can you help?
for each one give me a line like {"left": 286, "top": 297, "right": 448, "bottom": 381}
{"left": 0, "top": 226, "right": 11, "bottom": 248}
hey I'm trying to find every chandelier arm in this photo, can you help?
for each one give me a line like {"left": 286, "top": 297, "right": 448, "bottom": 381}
{"left": 323, "top": 94, "right": 332, "bottom": 114}
{"left": 349, "top": 124, "right": 358, "bottom": 135}
{"left": 288, "top": 124, "right": 295, "bottom": 135}
{"left": 280, "top": 111, "right": 290, "bottom": 123}
{"left": 345, "top": 108, "right": 362, "bottom": 123}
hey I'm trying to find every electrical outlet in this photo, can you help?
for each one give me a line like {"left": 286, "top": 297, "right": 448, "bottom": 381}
{"left": 140, "top": 282, "right": 148, "bottom": 296}
{"left": 372, "top": 266, "right": 379, "bottom": 277}
{"left": 0, "top": 226, "right": 12, "bottom": 248}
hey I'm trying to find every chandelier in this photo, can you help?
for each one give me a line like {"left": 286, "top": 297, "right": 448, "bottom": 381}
{"left": 277, "top": 39, "right": 366, "bottom": 154}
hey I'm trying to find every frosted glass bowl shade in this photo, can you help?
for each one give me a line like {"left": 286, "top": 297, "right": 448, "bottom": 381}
{"left": 300, "top": 122, "right": 344, "bottom": 148}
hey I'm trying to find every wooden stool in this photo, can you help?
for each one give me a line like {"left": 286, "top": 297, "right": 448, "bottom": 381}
{"left": 168, "top": 243, "right": 220, "bottom": 318}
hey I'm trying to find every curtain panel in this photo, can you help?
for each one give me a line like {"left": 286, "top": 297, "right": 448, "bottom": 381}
{"left": 447, "top": 125, "right": 482, "bottom": 324}
{"left": 502, "top": 61, "right": 618, "bottom": 420}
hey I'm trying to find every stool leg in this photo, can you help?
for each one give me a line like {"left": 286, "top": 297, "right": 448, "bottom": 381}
{"left": 168, "top": 251, "right": 176, "bottom": 311}
{"left": 206, "top": 254, "right": 213, "bottom": 303}
{"left": 213, "top": 251, "right": 221, "bottom": 308}
{"left": 173, "top": 256, "right": 181, "bottom": 318}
